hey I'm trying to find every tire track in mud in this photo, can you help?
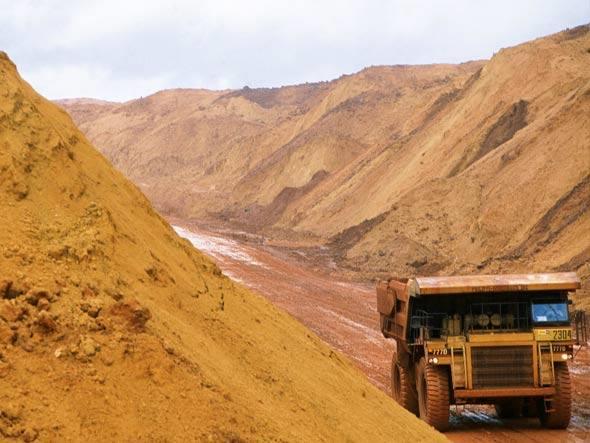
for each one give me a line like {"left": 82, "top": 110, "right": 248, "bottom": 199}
{"left": 174, "top": 224, "right": 590, "bottom": 443}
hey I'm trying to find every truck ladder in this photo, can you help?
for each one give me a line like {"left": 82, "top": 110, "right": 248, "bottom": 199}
{"left": 537, "top": 342, "right": 555, "bottom": 386}
{"left": 449, "top": 345, "right": 468, "bottom": 389}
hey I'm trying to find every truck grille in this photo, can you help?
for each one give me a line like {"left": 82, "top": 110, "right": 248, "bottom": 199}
{"left": 471, "top": 346, "right": 533, "bottom": 389}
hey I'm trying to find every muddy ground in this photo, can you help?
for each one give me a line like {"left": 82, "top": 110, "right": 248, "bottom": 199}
{"left": 173, "top": 223, "right": 590, "bottom": 442}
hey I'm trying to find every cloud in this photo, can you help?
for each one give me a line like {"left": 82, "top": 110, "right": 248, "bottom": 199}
{"left": 24, "top": 63, "right": 172, "bottom": 101}
{"left": 0, "top": 0, "right": 587, "bottom": 100}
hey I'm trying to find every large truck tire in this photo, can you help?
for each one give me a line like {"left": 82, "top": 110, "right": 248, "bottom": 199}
{"left": 495, "top": 399, "right": 523, "bottom": 418}
{"left": 391, "top": 352, "right": 418, "bottom": 415}
{"left": 539, "top": 363, "right": 571, "bottom": 429}
{"left": 416, "top": 357, "right": 450, "bottom": 431}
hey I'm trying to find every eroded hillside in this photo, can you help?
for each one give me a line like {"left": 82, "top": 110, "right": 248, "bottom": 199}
{"left": 329, "top": 26, "right": 590, "bottom": 285}
{"left": 60, "top": 26, "right": 590, "bottom": 295}
{"left": 0, "top": 53, "right": 446, "bottom": 441}
{"left": 61, "top": 62, "right": 482, "bottom": 224}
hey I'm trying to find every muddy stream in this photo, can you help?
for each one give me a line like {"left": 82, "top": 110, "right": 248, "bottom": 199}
{"left": 174, "top": 224, "right": 590, "bottom": 442}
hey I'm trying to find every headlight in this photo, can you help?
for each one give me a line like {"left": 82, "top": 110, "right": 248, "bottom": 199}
{"left": 561, "top": 353, "right": 568, "bottom": 360}
{"left": 432, "top": 357, "right": 439, "bottom": 364}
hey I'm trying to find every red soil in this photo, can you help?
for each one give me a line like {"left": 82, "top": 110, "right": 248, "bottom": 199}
{"left": 174, "top": 223, "right": 590, "bottom": 442}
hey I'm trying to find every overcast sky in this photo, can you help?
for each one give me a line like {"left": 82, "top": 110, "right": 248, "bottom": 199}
{"left": 1, "top": 1, "right": 587, "bottom": 101}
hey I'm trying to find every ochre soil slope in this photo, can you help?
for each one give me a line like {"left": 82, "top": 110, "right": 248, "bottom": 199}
{"left": 333, "top": 26, "right": 590, "bottom": 283}
{"left": 0, "top": 53, "right": 446, "bottom": 441}
{"left": 60, "top": 26, "right": 590, "bottom": 295}
{"left": 60, "top": 63, "right": 482, "bottom": 224}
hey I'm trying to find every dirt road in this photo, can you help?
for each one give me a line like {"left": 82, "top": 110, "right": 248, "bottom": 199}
{"left": 174, "top": 224, "right": 590, "bottom": 442}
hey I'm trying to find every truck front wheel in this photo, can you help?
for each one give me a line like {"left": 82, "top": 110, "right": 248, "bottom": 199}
{"left": 391, "top": 352, "right": 418, "bottom": 415}
{"left": 416, "top": 357, "right": 450, "bottom": 431}
{"left": 539, "top": 363, "right": 571, "bottom": 429}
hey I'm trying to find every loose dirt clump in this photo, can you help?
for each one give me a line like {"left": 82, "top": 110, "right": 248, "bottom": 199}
{"left": 109, "top": 299, "right": 152, "bottom": 332}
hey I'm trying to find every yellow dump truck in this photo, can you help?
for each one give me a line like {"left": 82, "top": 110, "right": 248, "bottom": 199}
{"left": 376, "top": 272, "right": 581, "bottom": 431}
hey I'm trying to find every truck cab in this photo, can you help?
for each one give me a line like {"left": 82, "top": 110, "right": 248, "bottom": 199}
{"left": 376, "top": 272, "right": 580, "bottom": 431}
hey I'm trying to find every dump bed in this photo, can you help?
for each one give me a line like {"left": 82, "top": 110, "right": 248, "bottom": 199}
{"left": 377, "top": 272, "right": 581, "bottom": 343}
{"left": 377, "top": 272, "right": 581, "bottom": 317}
{"left": 413, "top": 272, "right": 581, "bottom": 295}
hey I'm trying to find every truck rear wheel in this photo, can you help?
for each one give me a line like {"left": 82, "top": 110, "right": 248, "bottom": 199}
{"left": 416, "top": 357, "right": 450, "bottom": 431}
{"left": 539, "top": 363, "right": 571, "bottom": 429}
{"left": 391, "top": 352, "right": 418, "bottom": 415}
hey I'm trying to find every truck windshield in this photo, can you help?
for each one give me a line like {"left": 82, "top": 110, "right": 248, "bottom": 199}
{"left": 531, "top": 302, "right": 569, "bottom": 323}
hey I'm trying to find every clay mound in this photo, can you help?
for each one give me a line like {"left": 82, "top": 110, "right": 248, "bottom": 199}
{"left": 0, "top": 52, "right": 445, "bottom": 441}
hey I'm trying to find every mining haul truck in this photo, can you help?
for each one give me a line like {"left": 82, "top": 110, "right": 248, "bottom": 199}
{"left": 376, "top": 272, "right": 581, "bottom": 431}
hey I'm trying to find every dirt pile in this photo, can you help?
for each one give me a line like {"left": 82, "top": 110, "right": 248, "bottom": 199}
{"left": 0, "top": 53, "right": 446, "bottom": 441}
{"left": 59, "top": 26, "right": 590, "bottom": 295}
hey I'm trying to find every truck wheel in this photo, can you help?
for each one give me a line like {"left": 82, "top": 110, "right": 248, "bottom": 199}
{"left": 416, "top": 357, "right": 450, "bottom": 431}
{"left": 391, "top": 352, "right": 418, "bottom": 415}
{"left": 495, "top": 399, "right": 523, "bottom": 418}
{"left": 539, "top": 363, "right": 571, "bottom": 429}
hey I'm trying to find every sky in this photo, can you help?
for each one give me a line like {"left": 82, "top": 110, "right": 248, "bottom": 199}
{"left": 0, "top": 0, "right": 588, "bottom": 101}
